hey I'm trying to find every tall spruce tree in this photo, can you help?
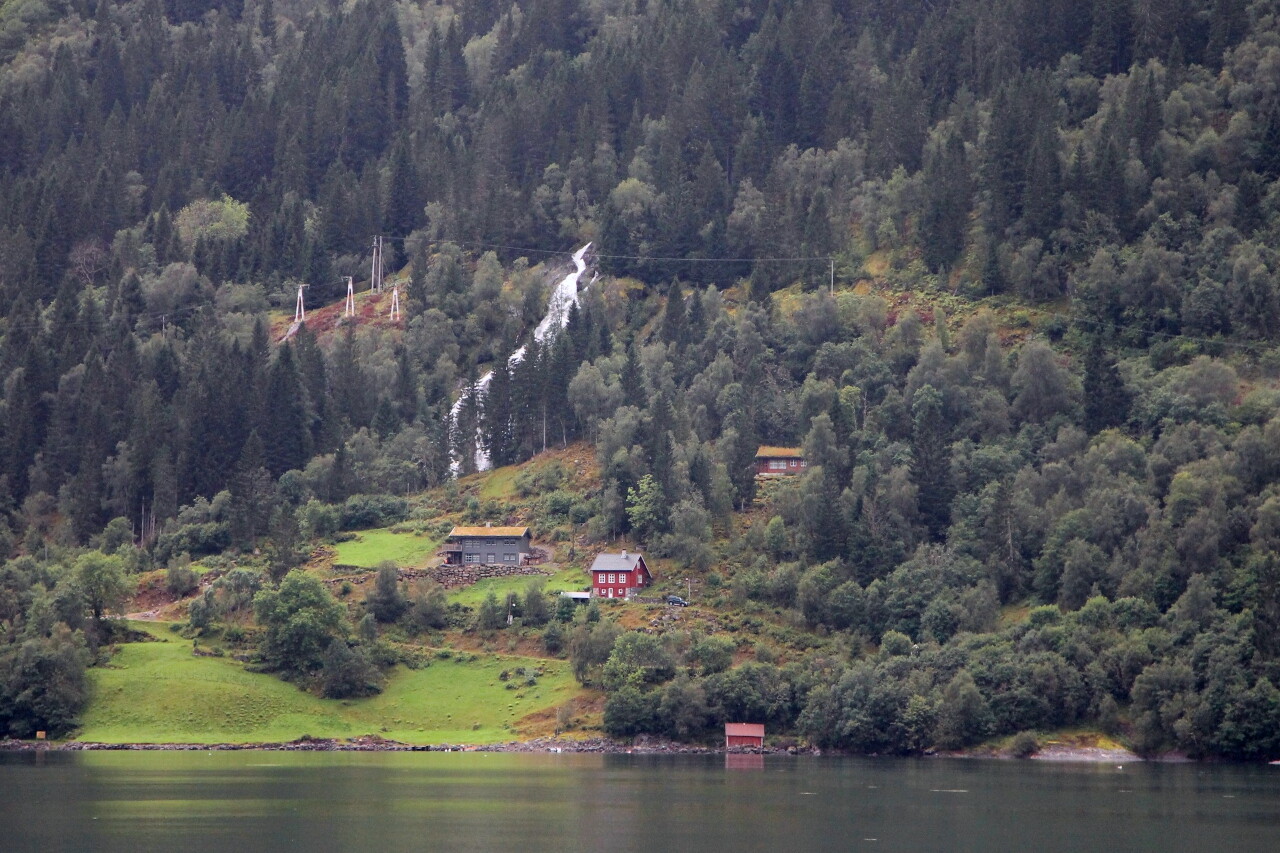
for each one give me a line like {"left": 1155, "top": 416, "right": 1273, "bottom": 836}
{"left": 1082, "top": 336, "right": 1131, "bottom": 434}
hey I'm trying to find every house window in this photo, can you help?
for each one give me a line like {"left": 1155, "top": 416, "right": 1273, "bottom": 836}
{"left": 608, "top": 574, "right": 616, "bottom": 583}
{"left": 598, "top": 573, "right": 607, "bottom": 585}
{"left": 465, "top": 554, "right": 477, "bottom": 563}
{"left": 770, "top": 460, "right": 786, "bottom": 470}
{"left": 504, "top": 553, "right": 516, "bottom": 562}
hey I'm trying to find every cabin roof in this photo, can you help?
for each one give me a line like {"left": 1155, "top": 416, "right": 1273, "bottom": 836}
{"left": 725, "top": 723, "right": 765, "bottom": 737}
{"left": 755, "top": 446, "right": 804, "bottom": 459}
{"left": 448, "top": 526, "right": 530, "bottom": 538}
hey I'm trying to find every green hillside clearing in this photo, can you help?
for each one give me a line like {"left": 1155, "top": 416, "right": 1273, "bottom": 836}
{"left": 77, "top": 623, "right": 578, "bottom": 744}
{"left": 332, "top": 529, "right": 441, "bottom": 569}
{"left": 446, "top": 566, "right": 588, "bottom": 608}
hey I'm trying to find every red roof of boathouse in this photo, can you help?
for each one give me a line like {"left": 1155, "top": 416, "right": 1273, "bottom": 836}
{"left": 725, "top": 723, "right": 765, "bottom": 748}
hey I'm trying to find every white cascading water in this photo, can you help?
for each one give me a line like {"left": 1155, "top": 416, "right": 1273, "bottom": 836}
{"left": 450, "top": 244, "right": 591, "bottom": 473}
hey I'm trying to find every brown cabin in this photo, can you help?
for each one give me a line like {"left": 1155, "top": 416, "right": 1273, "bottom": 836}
{"left": 755, "top": 446, "right": 806, "bottom": 476}
{"left": 725, "top": 723, "right": 765, "bottom": 748}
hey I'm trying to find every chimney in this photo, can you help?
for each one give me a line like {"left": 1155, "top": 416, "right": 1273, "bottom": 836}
{"left": 622, "top": 549, "right": 628, "bottom": 558}
{"left": 486, "top": 522, "right": 492, "bottom": 527}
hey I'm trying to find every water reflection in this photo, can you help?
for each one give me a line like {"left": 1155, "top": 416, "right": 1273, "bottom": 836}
{"left": 2, "top": 752, "right": 1279, "bottom": 853}
{"left": 725, "top": 753, "right": 765, "bottom": 771}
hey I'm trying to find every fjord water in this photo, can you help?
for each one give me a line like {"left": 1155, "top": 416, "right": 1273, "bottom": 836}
{"left": 2, "top": 753, "right": 1278, "bottom": 852}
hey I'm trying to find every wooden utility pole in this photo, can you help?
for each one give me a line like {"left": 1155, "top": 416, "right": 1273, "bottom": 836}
{"left": 344, "top": 276, "right": 355, "bottom": 317}
{"left": 830, "top": 257, "right": 835, "bottom": 295}
{"left": 389, "top": 282, "right": 401, "bottom": 321}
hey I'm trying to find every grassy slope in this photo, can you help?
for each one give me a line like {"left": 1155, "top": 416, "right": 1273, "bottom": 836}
{"left": 476, "top": 463, "right": 520, "bottom": 500}
{"left": 332, "top": 529, "right": 441, "bottom": 568}
{"left": 78, "top": 624, "right": 578, "bottom": 744}
{"left": 447, "top": 566, "right": 587, "bottom": 608}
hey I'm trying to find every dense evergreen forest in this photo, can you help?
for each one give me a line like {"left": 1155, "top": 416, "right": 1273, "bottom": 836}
{"left": 4, "top": 0, "right": 1280, "bottom": 758}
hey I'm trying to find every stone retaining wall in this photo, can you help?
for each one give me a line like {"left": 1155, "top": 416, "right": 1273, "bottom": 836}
{"left": 427, "top": 564, "right": 551, "bottom": 588}
{"left": 322, "top": 564, "right": 553, "bottom": 590}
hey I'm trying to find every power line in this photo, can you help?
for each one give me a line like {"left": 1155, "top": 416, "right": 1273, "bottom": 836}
{"left": 372, "top": 232, "right": 834, "bottom": 264}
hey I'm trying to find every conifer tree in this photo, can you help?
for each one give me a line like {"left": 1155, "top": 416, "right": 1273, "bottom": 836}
{"left": 261, "top": 344, "right": 313, "bottom": 477}
{"left": 1082, "top": 336, "right": 1131, "bottom": 434}
{"left": 911, "top": 384, "right": 953, "bottom": 541}
{"left": 921, "top": 129, "right": 970, "bottom": 273}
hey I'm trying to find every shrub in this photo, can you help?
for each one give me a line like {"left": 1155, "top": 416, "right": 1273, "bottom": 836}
{"left": 0, "top": 625, "right": 91, "bottom": 738}
{"left": 522, "top": 580, "right": 550, "bottom": 628}
{"left": 686, "top": 634, "right": 734, "bottom": 675}
{"left": 340, "top": 494, "right": 409, "bottom": 530}
{"left": 254, "top": 571, "right": 347, "bottom": 676}
{"left": 515, "top": 461, "right": 568, "bottom": 496}
{"left": 299, "top": 500, "right": 341, "bottom": 538}
{"left": 543, "top": 621, "right": 565, "bottom": 655}
{"left": 1010, "top": 731, "right": 1040, "bottom": 758}
{"left": 406, "top": 581, "right": 449, "bottom": 632}
{"left": 475, "top": 590, "right": 506, "bottom": 631}
{"left": 365, "top": 562, "right": 407, "bottom": 623}
{"left": 603, "top": 686, "right": 658, "bottom": 737}
{"left": 166, "top": 563, "right": 199, "bottom": 597}
{"left": 1027, "top": 605, "right": 1062, "bottom": 628}
{"left": 880, "top": 630, "right": 913, "bottom": 657}
{"left": 538, "top": 490, "right": 578, "bottom": 523}
{"left": 320, "top": 640, "right": 383, "bottom": 699}
{"left": 153, "top": 521, "right": 231, "bottom": 564}
{"left": 553, "top": 595, "right": 577, "bottom": 623}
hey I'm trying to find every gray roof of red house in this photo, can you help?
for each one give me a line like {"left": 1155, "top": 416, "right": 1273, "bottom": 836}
{"left": 725, "top": 723, "right": 765, "bottom": 737}
{"left": 589, "top": 552, "right": 646, "bottom": 573}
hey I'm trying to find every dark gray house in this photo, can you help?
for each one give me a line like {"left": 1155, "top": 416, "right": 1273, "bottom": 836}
{"left": 443, "top": 526, "right": 532, "bottom": 566}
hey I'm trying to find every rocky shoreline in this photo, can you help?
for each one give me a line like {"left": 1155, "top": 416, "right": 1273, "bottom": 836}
{"left": 0, "top": 735, "right": 1153, "bottom": 761}
{"left": 0, "top": 735, "right": 799, "bottom": 755}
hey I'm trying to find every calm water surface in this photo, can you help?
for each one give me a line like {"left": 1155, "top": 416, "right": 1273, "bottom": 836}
{"left": 2, "top": 752, "right": 1278, "bottom": 852}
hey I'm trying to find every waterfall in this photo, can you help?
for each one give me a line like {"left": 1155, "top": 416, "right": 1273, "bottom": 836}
{"left": 450, "top": 244, "right": 591, "bottom": 473}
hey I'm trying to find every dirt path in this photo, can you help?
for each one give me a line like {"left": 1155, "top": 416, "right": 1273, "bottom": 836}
{"left": 124, "top": 609, "right": 165, "bottom": 621}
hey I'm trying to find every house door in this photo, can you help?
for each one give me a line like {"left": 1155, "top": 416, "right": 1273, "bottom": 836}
{"left": 608, "top": 588, "right": 614, "bottom": 598}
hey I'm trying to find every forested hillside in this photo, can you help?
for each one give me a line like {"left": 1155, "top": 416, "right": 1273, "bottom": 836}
{"left": 4, "top": 0, "right": 1280, "bottom": 758}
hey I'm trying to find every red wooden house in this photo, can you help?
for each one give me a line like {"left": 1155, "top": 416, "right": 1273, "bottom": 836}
{"left": 588, "top": 551, "right": 651, "bottom": 599}
{"left": 725, "top": 723, "right": 765, "bottom": 748}
{"left": 755, "top": 446, "right": 806, "bottom": 476}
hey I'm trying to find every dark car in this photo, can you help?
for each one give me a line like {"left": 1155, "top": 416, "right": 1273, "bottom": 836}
{"left": 665, "top": 595, "right": 689, "bottom": 607}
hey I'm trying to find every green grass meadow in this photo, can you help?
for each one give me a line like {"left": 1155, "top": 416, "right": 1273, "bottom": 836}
{"left": 446, "top": 566, "right": 588, "bottom": 608}
{"left": 77, "top": 623, "right": 578, "bottom": 744}
{"left": 332, "top": 529, "right": 440, "bottom": 569}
